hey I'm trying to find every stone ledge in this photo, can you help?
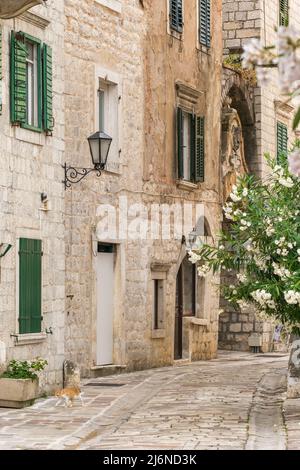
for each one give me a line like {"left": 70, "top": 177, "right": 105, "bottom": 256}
{"left": 184, "top": 317, "right": 209, "bottom": 327}
{"left": 19, "top": 11, "right": 50, "bottom": 29}
{"left": 176, "top": 180, "right": 198, "bottom": 192}
{"left": 14, "top": 333, "right": 47, "bottom": 346}
{"left": 152, "top": 329, "right": 166, "bottom": 339}
{"left": 90, "top": 364, "right": 126, "bottom": 371}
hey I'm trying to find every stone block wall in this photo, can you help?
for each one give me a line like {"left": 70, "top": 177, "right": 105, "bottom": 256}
{"left": 64, "top": 0, "right": 223, "bottom": 376}
{"left": 0, "top": 2, "right": 65, "bottom": 391}
{"left": 223, "top": 0, "right": 261, "bottom": 54}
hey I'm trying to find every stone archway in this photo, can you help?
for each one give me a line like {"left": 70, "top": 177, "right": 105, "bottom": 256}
{"left": 219, "top": 72, "right": 275, "bottom": 353}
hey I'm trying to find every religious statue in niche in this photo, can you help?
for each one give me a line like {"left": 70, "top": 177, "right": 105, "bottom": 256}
{"left": 221, "top": 99, "right": 248, "bottom": 203}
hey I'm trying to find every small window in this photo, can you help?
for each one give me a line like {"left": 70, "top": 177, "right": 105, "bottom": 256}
{"left": 153, "top": 279, "right": 164, "bottom": 330}
{"left": 97, "top": 78, "right": 119, "bottom": 173}
{"left": 169, "top": 0, "right": 183, "bottom": 33}
{"left": 277, "top": 121, "right": 288, "bottom": 161}
{"left": 279, "top": 0, "right": 289, "bottom": 26}
{"left": 182, "top": 111, "right": 192, "bottom": 181}
{"left": 26, "top": 39, "right": 40, "bottom": 128}
{"left": 177, "top": 108, "right": 205, "bottom": 183}
{"left": 199, "top": 0, "right": 211, "bottom": 47}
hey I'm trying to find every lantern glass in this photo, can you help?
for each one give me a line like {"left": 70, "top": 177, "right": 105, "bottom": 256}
{"left": 88, "top": 131, "right": 112, "bottom": 169}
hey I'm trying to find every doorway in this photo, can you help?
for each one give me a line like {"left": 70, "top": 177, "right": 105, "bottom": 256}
{"left": 174, "top": 258, "right": 198, "bottom": 360}
{"left": 96, "top": 243, "right": 115, "bottom": 365}
{"left": 174, "top": 264, "right": 183, "bottom": 360}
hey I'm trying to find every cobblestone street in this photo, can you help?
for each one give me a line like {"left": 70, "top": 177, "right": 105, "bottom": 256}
{"left": 0, "top": 352, "right": 299, "bottom": 450}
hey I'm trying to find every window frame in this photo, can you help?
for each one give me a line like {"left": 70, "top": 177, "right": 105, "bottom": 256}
{"left": 198, "top": 0, "right": 211, "bottom": 49}
{"left": 279, "top": 0, "right": 289, "bottom": 27}
{"left": 277, "top": 121, "right": 288, "bottom": 161}
{"left": 168, "top": 0, "right": 184, "bottom": 35}
{"left": 22, "top": 33, "right": 43, "bottom": 133}
{"left": 177, "top": 107, "right": 205, "bottom": 185}
{"left": 95, "top": 67, "right": 122, "bottom": 174}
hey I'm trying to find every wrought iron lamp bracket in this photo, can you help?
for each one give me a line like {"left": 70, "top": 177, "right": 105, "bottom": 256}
{"left": 62, "top": 163, "right": 103, "bottom": 189}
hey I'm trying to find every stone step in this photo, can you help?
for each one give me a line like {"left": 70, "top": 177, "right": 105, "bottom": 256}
{"left": 90, "top": 365, "right": 127, "bottom": 378}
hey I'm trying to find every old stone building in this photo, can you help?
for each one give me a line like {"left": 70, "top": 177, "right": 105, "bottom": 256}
{"left": 0, "top": 1, "right": 65, "bottom": 389}
{"left": 64, "top": 0, "right": 223, "bottom": 377}
{"left": 220, "top": 0, "right": 300, "bottom": 352}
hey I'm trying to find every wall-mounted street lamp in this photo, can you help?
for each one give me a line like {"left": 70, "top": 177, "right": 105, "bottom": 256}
{"left": 63, "top": 131, "right": 112, "bottom": 189}
{"left": 0, "top": 1, "right": 46, "bottom": 19}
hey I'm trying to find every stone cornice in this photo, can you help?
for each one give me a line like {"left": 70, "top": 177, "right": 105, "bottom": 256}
{"left": 175, "top": 81, "right": 204, "bottom": 105}
{"left": 19, "top": 10, "right": 50, "bottom": 29}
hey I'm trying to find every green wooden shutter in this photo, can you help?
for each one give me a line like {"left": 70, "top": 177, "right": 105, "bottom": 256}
{"left": 10, "top": 31, "right": 27, "bottom": 125}
{"left": 170, "top": 0, "right": 183, "bottom": 33}
{"left": 177, "top": 107, "right": 184, "bottom": 179}
{"left": 190, "top": 114, "right": 196, "bottom": 182}
{"left": 199, "top": 0, "right": 211, "bottom": 47}
{"left": 195, "top": 116, "right": 205, "bottom": 182}
{"left": 19, "top": 238, "right": 42, "bottom": 335}
{"left": 279, "top": 0, "right": 289, "bottom": 26}
{"left": 42, "top": 44, "right": 53, "bottom": 133}
{"left": 0, "top": 27, "right": 2, "bottom": 115}
{"left": 277, "top": 121, "right": 288, "bottom": 161}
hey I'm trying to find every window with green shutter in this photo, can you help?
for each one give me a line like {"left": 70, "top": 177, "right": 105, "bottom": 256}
{"left": 19, "top": 238, "right": 42, "bottom": 335}
{"left": 277, "top": 121, "right": 288, "bottom": 161}
{"left": 199, "top": 0, "right": 211, "bottom": 47}
{"left": 177, "top": 108, "right": 205, "bottom": 183}
{"left": 10, "top": 31, "right": 53, "bottom": 134}
{"left": 170, "top": 0, "right": 183, "bottom": 33}
{"left": 279, "top": 0, "right": 289, "bottom": 26}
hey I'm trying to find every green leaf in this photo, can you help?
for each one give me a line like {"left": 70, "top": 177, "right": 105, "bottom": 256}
{"left": 293, "top": 107, "right": 300, "bottom": 130}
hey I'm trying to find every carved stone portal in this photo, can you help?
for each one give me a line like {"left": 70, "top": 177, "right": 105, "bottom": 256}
{"left": 221, "top": 103, "right": 248, "bottom": 203}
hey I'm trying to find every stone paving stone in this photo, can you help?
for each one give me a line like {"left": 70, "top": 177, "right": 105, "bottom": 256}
{"left": 0, "top": 352, "right": 296, "bottom": 450}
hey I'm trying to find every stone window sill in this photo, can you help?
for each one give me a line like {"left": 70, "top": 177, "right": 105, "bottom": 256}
{"left": 176, "top": 180, "right": 198, "bottom": 192}
{"left": 197, "top": 43, "right": 211, "bottom": 56}
{"left": 152, "top": 329, "right": 166, "bottom": 339}
{"left": 14, "top": 333, "right": 47, "bottom": 346}
{"left": 183, "top": 317, "right": 209, "bottom": 328}
{"left": 14, "top": 126, "right": 45, "bottom": 146}
{"left": 169, "top": 30, "right": 183, "bottom": 41}
{"left": 94, "top": 0, "right": 122, "bottom": 14}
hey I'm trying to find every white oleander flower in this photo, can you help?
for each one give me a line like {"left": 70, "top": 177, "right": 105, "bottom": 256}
{"left": 237, "top": 273, "right": 247, "bottom": 283}
{"left": 288, "top": 148, "right": 300, "bottom": 177}
{"left": 278, "top": 177, "right": 294, "bottom": 188}
{"left": 197, "top": 264, "right": 210, "bottom": 278}
{"left": 284, "top": 290, "right": 300, "bottom": 305}
{"left": 188, "top": 251, "right": 201, "bottom": 264}
{"left": 230, "top": 193, "right": 242, "bottom": 202}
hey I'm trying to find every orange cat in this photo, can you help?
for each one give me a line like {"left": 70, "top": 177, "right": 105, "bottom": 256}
{"left": 55, "top": 386, "right": 84, "bottom": 407}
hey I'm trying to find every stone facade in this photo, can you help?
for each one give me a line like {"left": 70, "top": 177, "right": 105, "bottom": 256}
{"left": 221, "top": 0, "right": 300, "bottom": 353}
{"left": 64, "top": 0, "right": 223, "bottom": 376}
{"left": 223, "top": 0, "right": 300, "bottom": 173}
{"left": 0, "top": 2, "right": 65, "bottom": 390}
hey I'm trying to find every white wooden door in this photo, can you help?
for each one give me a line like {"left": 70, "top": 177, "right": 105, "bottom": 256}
{"left": 96, "top": 251, "right": 114, "bottom": 365}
